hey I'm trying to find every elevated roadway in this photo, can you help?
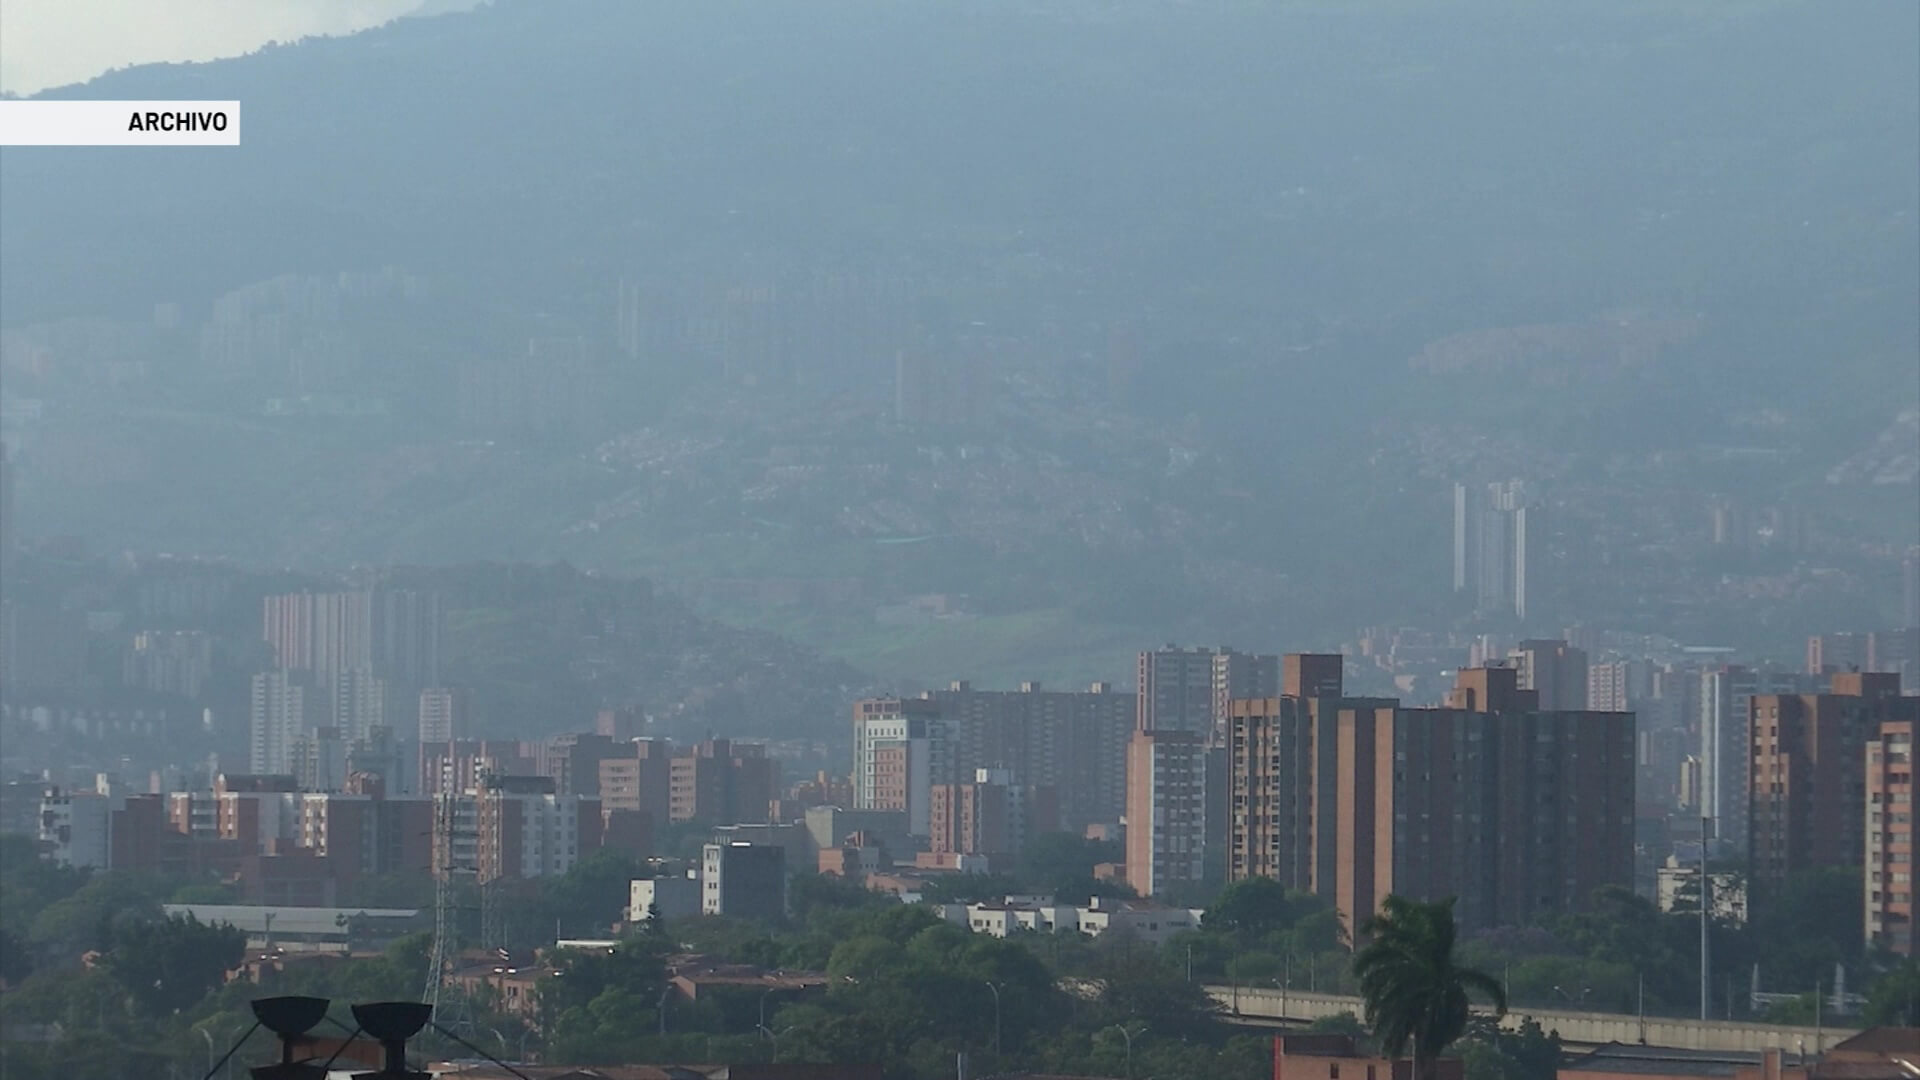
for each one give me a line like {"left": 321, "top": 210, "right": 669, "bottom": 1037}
{"left": 1205, "top": 985, "right": 1858, "bottom": 1054}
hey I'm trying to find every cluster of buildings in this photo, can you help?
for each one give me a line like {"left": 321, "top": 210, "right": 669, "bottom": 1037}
{"left": 20, "top": 592, "right": 1920, "bottom": 961}
{"left": 851, "top": 638, "right": 1920, "bottom": 951}
{"left": 249, "top": 587, "right": 442, "bottom": 778}
{"left": 39, "top": 674, "right": 794, "bottom": 906}
{"left": 35, "top": 766, "right": 624, "bottom": 905}
{"left": 849, "top": 646, "right": 1641, "bottom": 934}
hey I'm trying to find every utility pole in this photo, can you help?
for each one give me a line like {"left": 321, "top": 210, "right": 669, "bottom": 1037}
{"left": 1637, "top": 973, "right": 1646, "bottom": 1045}
{"left": 1815, "top": 978, "right": 1823, "bottom": 1055}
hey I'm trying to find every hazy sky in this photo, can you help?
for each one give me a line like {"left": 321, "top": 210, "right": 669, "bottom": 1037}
{"left": 0, "top": 0, "right": 451, "bottom": 95}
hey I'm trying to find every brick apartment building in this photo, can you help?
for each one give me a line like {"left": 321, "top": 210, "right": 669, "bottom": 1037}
{"left": 1227, "top": 661, "right": 1636, "bottom": 933}
{"left": 1866, "top": 697, "right": 1920, "bottom": 955}
{"left": 669, "top": 738, "right": 778, "bottom": 825}
{"left": 929, "top": 768, "right": 1025, "bottom": 859}
{"left": 599, "top": 737, "right": 674, "bottom": 824}
{"left": 1125, "top": 729, "right": 1208, "bottom": 897}
{"left": 473, "top": 774, "right": 604, "bottom": 883}
{"left": 1752, "top": 671, "right": 1917, "bottom": 885}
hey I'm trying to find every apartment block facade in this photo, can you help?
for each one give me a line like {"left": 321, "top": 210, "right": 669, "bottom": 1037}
{"left": 668, "top": 738, "right": 778, "bottom": 825}
{"left": 1866, "top": 709, "right": 1919, "bottom": 955}
{"left": 1124, "top": 729, "right": 1207, "bottom": 897}
{"left": 1751, "top": 671, "right": 1917, "bottom": 885}
{"left": 853, "top": 683, "right": 1131, "bottom": 837}
{"left": 1227, "top": 663, "right": 1636, "bottom": 933}
{"left": 929, "top": 767, "right": 1025, "bottom": 859}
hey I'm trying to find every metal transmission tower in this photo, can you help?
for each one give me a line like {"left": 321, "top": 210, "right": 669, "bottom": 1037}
{"left": 424, "top": 782, "right": 480, "bottom": 1019}
{"left": 424, "top": 789, "right": 459, "bottom": 1012}
{"left": 481, "top": 876, "right": 506, "bottom": 953}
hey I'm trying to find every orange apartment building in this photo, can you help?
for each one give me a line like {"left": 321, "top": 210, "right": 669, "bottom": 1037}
{"left": 1229, "top": 662, "right": 1636, "bottom": 934}
{"left": 1753, "top": 671, "right": 1917, "bottom": 886}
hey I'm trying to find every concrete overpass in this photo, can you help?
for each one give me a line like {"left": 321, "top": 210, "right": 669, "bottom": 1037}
{"left": 1205, "top": 985, "right": 1858, "bottom": 1054}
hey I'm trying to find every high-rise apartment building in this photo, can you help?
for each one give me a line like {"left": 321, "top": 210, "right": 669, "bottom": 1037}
{"left": 1223, "top": 654, "right": 1350, "bottom": 888}
{"left": 1751, "top": 672, "right": 1917, "bottom": 885}
{"left": 123, "top": 630, "right": 215, "bottom": 699}
{"left": 262, "top": 589, "right": 441, "bottom": 689}
{"left": 1453, "top": 480, "right": 1534, "bottom": 621}
{"left": 1125, "top": 729, "right": 1207, "bottom": 898}
{"left": 1136, "top": 647, "right": 1285, "bottom": 886}
{"left": 419, "top": 739, "right": 536, "bottom": 798}
{"left": 1136, "top": 646, "right": 1281, "bottom": 738}
{"left": 599, "top": 737, "right": 673, "bottom": 825}
{"left": 330, "top": 668, "right": 389, "bottom": 742}
{"left": 1138, "top": 646, "right": 1222, "bottom": 734}
{"left": 1809, "top": 630, "right": 1920, "bottom": 684}
{"left": 853, "top": 683, "right": 1131, "bottom": 837}
{"left": 930, "top": 768, "right": 1026, "bottom": 859}
{"left": 473, "top": 774, "right": 604, "bottom": 883}
{"left": 1701, "top": 666, "right": 1825, "bottom": 855}
{"left": 1867, "top": 707, "right": 1920, "bottom": 956}
{"left": 291, "top": 726, "right": 350, "bottom": 792}
{"left": 669, "top": 738, "right": 778, "bottom": 825}
{"left": 1809, "top": 634, "right": 1873, "bottom": 677}
{"left": 418, "top": 688, "right": 468, "bottom": 744}
{"left": 295, "top": 774, "right": 434, "bottom": 886}
{"left": 213, "top": 773, "right": 302, "bottom": 854}
{"left": 1588, "top": 659, "right": 1653, "bottom": 713}
{"left": 1508, "top": 639, "right": 1589, "bottom": 711}
{"left": 853, "top": 697, "right": 949, "bottom": 836}
{"left": 1227, "top": 663, "right": 1635, "bottom": 934}
{"left": 922, "top": 680, "right": 1131, "bottom": 830}
{"left": 1875, "top": 628, "right": 1920, "bottom": 684}
{"left": 249, "top": 670, "right": 316, "bottom": 775}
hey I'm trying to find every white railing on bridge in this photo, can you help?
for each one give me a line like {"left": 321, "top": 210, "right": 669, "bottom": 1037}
{"left": 1204, "top": 985, "right": 1858, "bottom": 1054}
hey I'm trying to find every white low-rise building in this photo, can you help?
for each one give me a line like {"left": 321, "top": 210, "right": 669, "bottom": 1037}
{"left": 926, "top": 895, "right": 1203, "bottom": 946}
{"left": 628, "top": 872, "right": 702, "bottom": 923}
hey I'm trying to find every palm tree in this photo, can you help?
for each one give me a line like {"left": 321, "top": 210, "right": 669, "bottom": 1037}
{"left": 1354, "top": 895, "right": 1506, "bottom": 1080}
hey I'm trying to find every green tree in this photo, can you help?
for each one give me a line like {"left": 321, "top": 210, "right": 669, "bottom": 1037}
{"left": 95, "top": 912, "right": 245, "bottom": 1016}
{"left": 27, "top": 872, "right": 164, "bottom": 955}
{"left": 1308, "top": 1011, "right": 1372, "bottom": 1043}
{"left": 1204, "top": 877, "right": 1339, "bottom": 952}
{"left": 1457, "top": 1017, "right": 1561, "bottom": 1080}
{"left": 0, "top": 926, "right": 32, "bottom": 985}
{"left": 1355, "top": 896, "right": 1507, "bottom": 1080}
{"left": 1865, "top": 959, "right": 1920, "bottom": 1027}
{"left": 541, "top": 848, "right": 642, "bottom": 936}
{"left": 1747, "top": 868, "right": 1863, "bottom": 988}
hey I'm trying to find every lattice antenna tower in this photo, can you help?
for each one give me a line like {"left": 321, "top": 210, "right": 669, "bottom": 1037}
{"left": 423, "top": 761, "right": 481, "bottom": 1014}
{"left": 423, "top": 787, "right": 457, "bottom": 1011}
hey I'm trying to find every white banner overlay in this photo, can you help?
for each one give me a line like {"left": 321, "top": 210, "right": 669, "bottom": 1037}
{"left": 0, "top": 101, "right": 241, "bottom": 146}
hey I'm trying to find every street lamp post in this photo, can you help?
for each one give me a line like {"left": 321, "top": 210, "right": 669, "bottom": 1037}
{"left": 198, "top": 1026, "right": 215, "bottom": 1076}
{"left": 1117, "top": 1024, "right": 1145, "bottom": 1079}
{"left": 758, "top": 1023, "right": 797, "bottom": 1060}
{"left": 984, "top": 981, "right": 1003, "bottom": 1065}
